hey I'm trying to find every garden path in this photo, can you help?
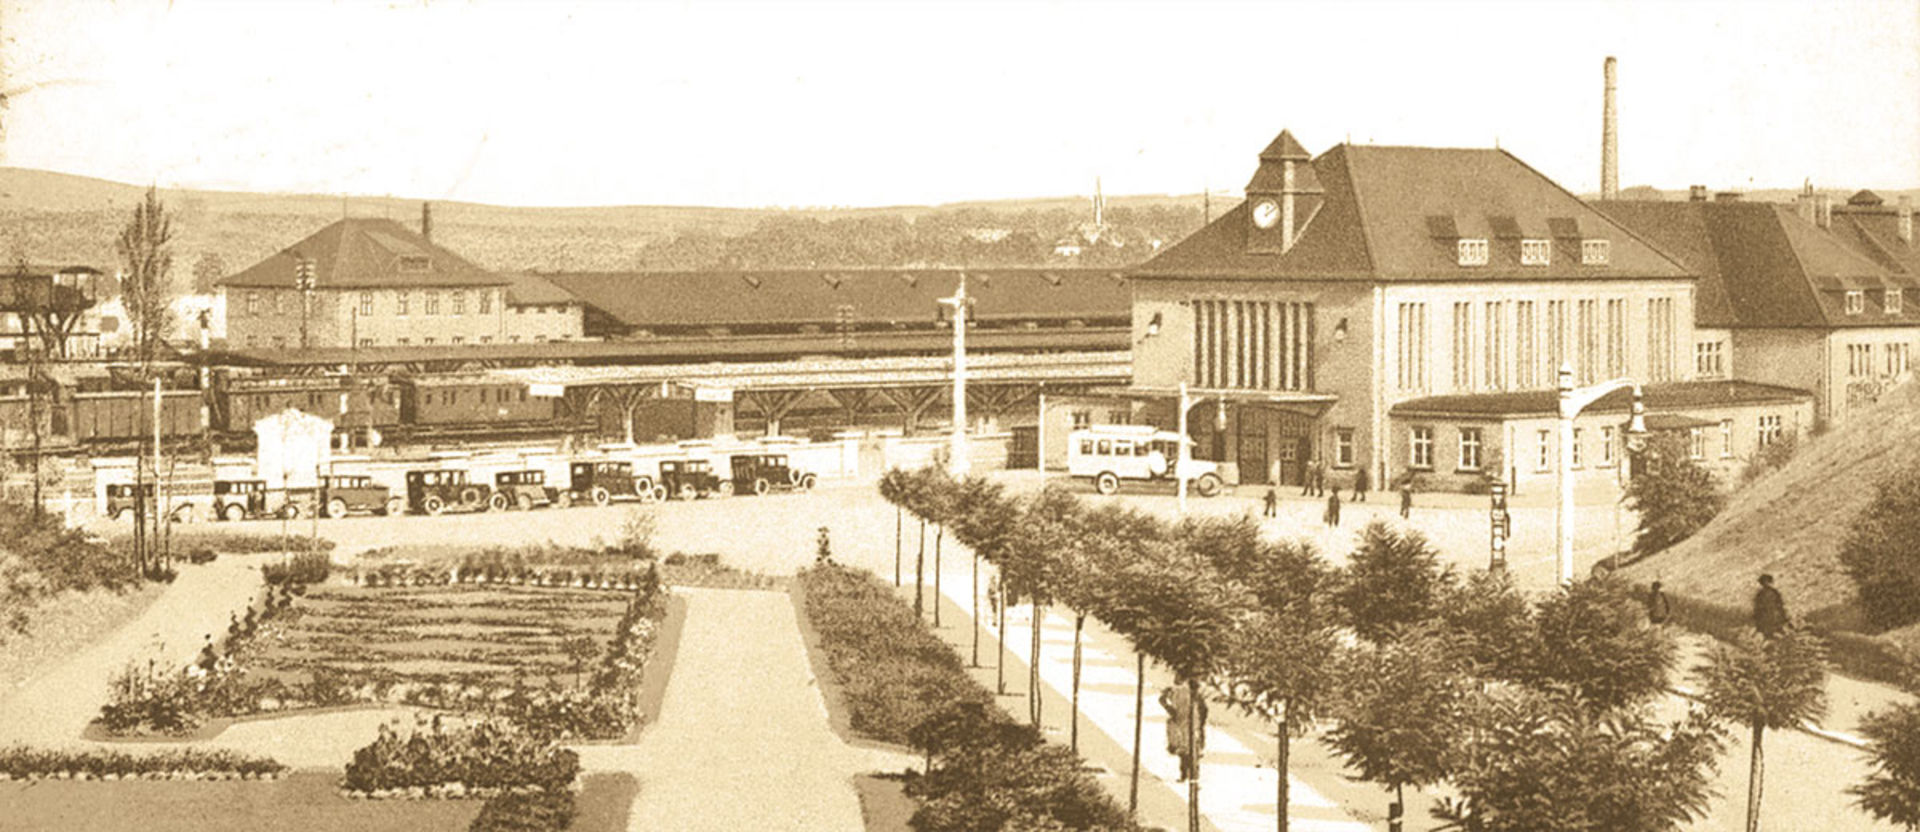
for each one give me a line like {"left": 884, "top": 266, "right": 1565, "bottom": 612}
{"left": 573, "top": 586, "right": 902, "bottom": 832}
{"left": 0, "top": 555, "right": 264, "bottom": 748}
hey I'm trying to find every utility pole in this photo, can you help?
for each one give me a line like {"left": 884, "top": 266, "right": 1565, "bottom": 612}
{"left": 937, "top": 274, "right": 972, "bottom": 476}
{"left": 295, "top": 256, "right": 316, "bottom": 350}
{"left": 25, "top": 292, "right": 43, "bottom": 518}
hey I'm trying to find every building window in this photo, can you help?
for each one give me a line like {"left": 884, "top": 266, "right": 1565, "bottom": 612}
{"left": 1721, "top": 419, "right": 1734, "bottom": 457}
{"left": 1453, "top": 302, "right": 1473, "bottom": 390}
{"left": 1570, "top": 427, "right": 1584, "bottom": 468}
{"left": 247, "top": 292, "right": 261, "bottom": 315}
{"left": 1689, "top": 427, "right": 1706, "bottom": 460}
{"left": 1647, "top": 297, "right": 1675, "bottom": 381}
{"left": 425, "top": 292, "right": 440, "bottom": 315}
{"left": 1191, "top": 298, "right": 1317, "bottom": 392}
{"left": 357, "top": 338, "right": 373, "bottom": 348}
{"left": 1458, "top": 239, "right": 1490, "bottom": 267}
{"left": 397, "top": 293, "right": 410, "bottom": 316}
{"left": 452, "top": 291, "right": 466, "bottom": 316}
{"left": 1547, "top": 300, "right": 1568, "bottom": 383}
{"left": 1846, "top": 291, "right": 1865, "bottom": 315}
{"left": 1410, "top": 426, "right": 1434, "bottom": 469}
{"left": 1602, "top": 425, "right": 1617, "bottom": 466}
{"left": 359, "top": 292, "right": 373, "bottom": 316}
{"left": 451, "top": 336, "right": 465, "bottom": 345}
{"left": 1888, "top": 343, "right": 1911, "bottom": 376}
{"left": 423, "top": 337, "right": 436, "bottom": 346}
{"left": 1108, "top": 410, "right": 1130, "bottom": 425}
{"left": 1485, "top": 301, "right": 1505, "bottom": 390}
{"left": 398, "top": 255, "right": 431, "bottom": 273}
{"left": 1695, "top": 341, "right": 1725, "bottom": 378}
{"left": 1397, "top": 302, "right": 1428, "bottom": 391}
{"left": 481, "top": 335, "right": 493, "bottom": 344}
{"left": 1850, "top": 343, "right": 1874, "bottom": 377}
{"left": 272, "top": 335, "right": 287, "bottom": 349}
{"left": 479, "top": 290, "right": 493, "bottom": 314}
{"left": 1758, "top": 414, "right": 1783, "bottom": 447}
{"left": 1458, "top": 427, "right": 1483, "bottom": 471}
{"left": 397, "top": 338, "right": 410, "bottom": 346}
{"left": 1888, "top": 289, "right": 1905, "bottom": 315}
{"left": 1581, "top": 239, "right": 1611, "bottom": 265}
{"left": 1334, "top": 428, "right": 1355, "bottom": 468}
{"left": 1520, "top": 239, "right": 1551, "bottom": 266}
{"left": 1070, "top": 410, "right": 1092, "bottom": 431}
{"left": 1577, "top": 299, "right": 1598, "bottom": 383}
{"left": 274, "top": 292, "right": 286, "bottom": 316}
{"left": 1537, "top": 429, "right": 1552, "bottom": 472}
{"left": 1606, "top": 298, "right": 1627, "bottom": 377}
{"left": 1515, "top": 301, "right": 1536, "bottom": 388}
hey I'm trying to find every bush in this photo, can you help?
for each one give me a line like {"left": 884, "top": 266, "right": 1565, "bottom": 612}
{"left": 797, "top": 562, "right": 992, "bottom": 745}
{"left": 1742, "top": 430, "right": 1801, "bottom": 485}
{"left": 1841, "top": 470, "right": 1920, "bottom": 631}
{"left": 1335, "top": 520, "right": 1454, "bottom": 644}
{"left": 1622, "top": 431, "right": 1725, "bottom": 559}
{"left": 98, "top": 659, "right": 206, "bottom": 736}
{"left": 0, "top": 501, "right": 139, "bottom": 595}
{"left": 470, "top": 790, "right": 578, "bottom": 832}
{"left": 263, "top": 551, "right": 333, "bottom": 586}
{"left": 905, "top": 704, "right": 1133, "bottom": 832}
{"left": 342, "top": 718, "right": 579, "bottom": 795}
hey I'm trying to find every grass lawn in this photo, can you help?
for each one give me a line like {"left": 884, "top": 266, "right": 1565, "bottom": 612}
{"left": 0, "top": 583, "right": 167, "bottom": 695}
{"left": 0, "top": 771, "right": 638, "bottom": 832}
{"left": 251, "top": 585, "right": 630, "bottom": 692}
{"left": 853, "top": 773, "right": 915, "bottom": 832}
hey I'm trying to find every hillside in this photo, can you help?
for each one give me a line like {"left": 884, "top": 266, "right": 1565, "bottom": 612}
{"left": 1622, "top": 379, "right": 1920, "bottom": 621}
{"left": 0, "top": 167, "right": 1215, "bottom": 278}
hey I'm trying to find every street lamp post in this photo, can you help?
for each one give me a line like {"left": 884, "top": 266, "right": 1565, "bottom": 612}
{"left": 1555, "top": 363, "right": 1648, "bottom": 586}
{"left": 294, "top": 256, "right": 316, "bottom": 350}
{"left": 937, "top": 274, "right": 972, "bottom": 476}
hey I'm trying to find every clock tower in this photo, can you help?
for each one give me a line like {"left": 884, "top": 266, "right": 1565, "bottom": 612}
{"left": 1244, "top": 130, "right": 1319, "bottom": 255}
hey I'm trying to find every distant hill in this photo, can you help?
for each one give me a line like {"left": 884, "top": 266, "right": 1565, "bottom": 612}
{"left": 0, "top": 167, "right": 1220, "bottom": 278}
{"left": 1590, "top": 185, "right": 1920, "bottom": 205}
{"left": 1622, "top": 379, "right": 1920, "bottom": 640}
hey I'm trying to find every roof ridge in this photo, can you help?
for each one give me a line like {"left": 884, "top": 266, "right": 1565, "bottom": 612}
{"left": 1323, "top": 145, "right": 1378, "bottom": 275}
{"left": 1765, "top": 207, "right": 1832, "bottom": 324}
{"left": 1504, "top": 150, "right": 1691, "bottom": 278}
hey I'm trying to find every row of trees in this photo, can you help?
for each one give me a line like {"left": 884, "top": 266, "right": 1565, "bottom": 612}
{"left": 874, "top": 466, "right": 1916, "bottom": 832}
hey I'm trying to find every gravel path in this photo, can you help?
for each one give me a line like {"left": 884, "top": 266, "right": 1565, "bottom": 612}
{"left": 573, "top": 586, "right": 893, "bottom": 832}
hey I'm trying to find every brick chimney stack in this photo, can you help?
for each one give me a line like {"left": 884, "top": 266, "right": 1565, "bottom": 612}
{"left": 422, "top": 202, "right": 433, "bottom": 242}
{"left": 1689, "top": 185, "right": 1708, "bottom": 202}
{"left": 1817, "top": 194, "right": 1833, "bottom": 229}
{"left": 1601, "top": 56, "right": 1618, "bottom": 201}
{"left": 1900, "top": 196, "right": 1913, "bottom": 244}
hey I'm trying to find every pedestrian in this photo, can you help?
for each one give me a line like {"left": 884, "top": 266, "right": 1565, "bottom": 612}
{"left": 1753, "top": 573, "right": 1789, "bottom": 638}
{"left": 1353, "top": 464, "right": 1370, "bottom": 502}
{"left": 1160, "top": 681, "right": 1208, "bottom": 782}
{"left": 1398, "top": 477, "right": 1414, "bottom": 519}
{"left": 1262, "top": 485, "right": 1278, "bottom": 518}
{"left": 1311, "top": 457, "right": 1326, "bottom": 497}
{"left": 987, "top": 574, "right": 1002, "bottom": 628}
{"left": 1300, "top": 457, "right": 1316, "bottom": 497}
{"left": 1646, "top": 580, "right": 1671, "bottom": 626}
{"left": 1324, "top": 488, "right": 1342, "bottom": 527}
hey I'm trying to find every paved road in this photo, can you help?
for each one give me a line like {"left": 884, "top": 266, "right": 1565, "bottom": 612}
{"left": 574, "top": 586, "right": 911, "bottom": 832}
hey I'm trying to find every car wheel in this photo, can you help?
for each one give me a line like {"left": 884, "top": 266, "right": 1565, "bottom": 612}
{"left": 327, "top": 498, "right": 349, "bottom": 519}
{"left": 222, "top": 503, "right": 245, "bottom": 522}
{"left": 590, "top": 486, "right": 610, "bottom": 507}
{"left": 556, "top": 491, "right": 574, "bottom": 509}
{"left": 753, "top": 478, "right": 771, "bottom": 496}
{"left": 800, "top": 474, "right": 817, "bottom": 491}
{"left": 459, "top": 486, "right": 484, "bottom": 507}
{"left": 172, "top": 505, "right": 195, "bottom": 524}
{"left": 382, "top": 497, "right": 403, "bottom": 517}
{"left": 516, "top": 492, "right": 535, "bottom": 511}
{"left": 488, "top": 493, "right": 510, "bottom": 512}
{"left": 649, "top": 485, "right": 669, "bottom": 503}
{"left": 423, "top": 495, "right": 445, "bottom": 516}
{"left": 716, "top": 481, "right": 734, "bottom": 497}
{"left": 1095, "top": 472, "right": 1120, "bottom": 496}
{"left": 677, "top": 483, "right": 697, "bottom": 501}
{"left": 1195, "top": 474, "right": 1223, "bottom": 498}
{"left": 109, "top": 507, "right": 125, "bottom": 521}
{"left": 282, "top": 503, "right": 301, "bottom": 521}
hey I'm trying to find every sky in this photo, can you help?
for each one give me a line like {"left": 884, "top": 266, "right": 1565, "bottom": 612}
{"left": 1, "top": 0, "right": 1916, "bottom": 208}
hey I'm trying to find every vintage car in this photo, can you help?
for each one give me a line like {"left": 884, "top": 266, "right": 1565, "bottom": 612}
{"left": 493, "top": 469, "right": 560, "bottom": 511}
{"left": 656, "top": 458, "right": 731, "bottom": 500}
{"left": 103, "top": 482, "right": 155, "bottom": 521}
{"left": 405, "top": 469, "right": 506, "bottom": 516}
{"left": 213, "top": 479, "right": 273, "bottom": 521}
{"left": 318, "top": 474, "right": 401, "bottom": 518}
{"left": 564, "top": 460, "right": 660, "bottom": 506}
{"left": 728, "top": 453, "right": 818, "bottom": 496}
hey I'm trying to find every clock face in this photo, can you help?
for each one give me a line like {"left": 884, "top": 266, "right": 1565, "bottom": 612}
{"left": 1252, "top": 199, "right": 1281, "bottom": 230}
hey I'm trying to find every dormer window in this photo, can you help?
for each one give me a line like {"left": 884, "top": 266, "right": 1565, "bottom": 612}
{"left": 1457, "top": 239, "right": 1490, "bottom": 267}
{"left": 1520, "top": 239, "right": 1552, "bottom": 266}
{"left": 1887, "top": 288, "right": 1904, "bottom": 314}
{"left": 1846, "top": 290, "right": 1865, "bottom": 315}
{"left": 398, "top": 256, "right": 431, "bottom": 273}
{"left": 1581, "top": 239, "right": 1611, "bottom": 265}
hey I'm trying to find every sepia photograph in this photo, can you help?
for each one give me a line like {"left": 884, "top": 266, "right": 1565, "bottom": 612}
{"left": 1, "top": 1, "right": 1917, "bottom": 830}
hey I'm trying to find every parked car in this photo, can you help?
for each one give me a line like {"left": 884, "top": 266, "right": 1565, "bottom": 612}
{"left": 729, "top": 453, "right": 818, "bottom": 496}
{"left": 405, "top": 469, "right": 506, "bottom": 516}
{"left": 493, "top": 469, "right": 560, "bottom": 511}
{"left": 318, "top": 474, "right": 402, "bottom": 518}
{"left": 564, "top": 460, "right": 658, "bottom": 506}
{"left": 213, "top": 479, "right": 272, "bottom": 521}
{"left": 1066, "top": 425, "right": 1226, "bottom": 497}
{"left": 656, "top": 458, "right": 731, "bottom": 500}
{"left": 103, "top": 482, "right": 155, "bottom": 521}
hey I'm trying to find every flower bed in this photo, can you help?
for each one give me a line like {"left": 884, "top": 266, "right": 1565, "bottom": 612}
{"left": 341, "top": 718, "right": 579, "bottom": 799}
{"left": 0, "top": 746, "right": 285, "bottom": 781}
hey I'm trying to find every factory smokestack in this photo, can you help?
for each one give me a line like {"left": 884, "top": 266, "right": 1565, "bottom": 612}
{"left": 1601, "top": 56, "right": 1618, "bottom": 200}
{"left": 421, "top": 202, "right": 433, "bottom": 242}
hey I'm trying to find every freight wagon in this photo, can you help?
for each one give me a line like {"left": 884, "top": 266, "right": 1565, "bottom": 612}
{"left": 68, "top": 390, "right": 206, "bottom": 444}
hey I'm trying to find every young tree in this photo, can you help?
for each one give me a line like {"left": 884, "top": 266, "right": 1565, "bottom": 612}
{"left": 877, "top": 468, "right": 908, "bottom": 587}
{"left": 1436, "top": 687, "right": 1725, "bottom": 832}
{"left": 1521, "top": 576, "right": 1677, "bottom": 712}
{"left": 944, "top": 475, "right": 1019, "bottom": 687}
{"left": 1334, "top": 520, "right": 1454, "bottom": 645}
{"left": 1218, "top": 538, "right": 1341, "bottom": 832}
{"left": 1324, "top": 625, "right": 1474, "bottom": 832}
{"left": 1854, "top": 696, "right": 1920, "bottom": 830}
{"left": 1002, "top": 485, "right": 1082, "bottom": 728}
{"left": 1839, "top": 469, "right": 1920, "bottom": 630}
{"left": 116, "top": 186, "right": 176, "bottom": 369}
{"left": 1437, "top": 568, "right": 1534, "bottom": 682}
{"left": 1696, "top": 628, "right": 1829, "bottom": 832}
{"left": 1622, "top": 431, "right": 1725, "bottom": 559}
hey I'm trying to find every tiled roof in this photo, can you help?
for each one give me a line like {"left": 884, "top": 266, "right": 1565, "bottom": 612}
{"left": 499, "top": 273, "right": 576, "bottom": 307}
{"left": 1597, "top": 200, "right": 1909, "bottom": 328}
{"left": 1135, "top": 138, "right": 1690, "bottom": 282}
{"left": 1389, "top": 380, "right": 1813, "bottom": 418}
{"left": 218, "top": 218, "right": 506, "bottom": 290}
{"left": 539, "top": 269, "right": 1130, "bottom": 329}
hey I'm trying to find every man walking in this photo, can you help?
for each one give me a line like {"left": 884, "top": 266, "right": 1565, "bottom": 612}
{"left": 1398, "top": 478, "right": 1414, "bottom": 519}
{"left": 1753, "top": 574, "right": 1789, "bottom": 637}
{"left": 1262, "top": 485, "right": 1278, "bottom": 518}
{"left": 1301, "top": 457, "right": 1317, "bottom": 497}
{"left": 1646, "top": 581, "right": 1672, "bottom": 626}
{"left": 1352, "top": 464, "right": 1370, "bottom": 502}
{"left": 1324, "top": 488, "right": 1342, "bottom": 527}
{"left": 1160, "top": 681, "right": 1208, "bottom": 782}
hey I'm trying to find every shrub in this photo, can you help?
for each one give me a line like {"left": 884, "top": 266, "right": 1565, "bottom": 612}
{"left": 342, "top": 718, "right": 579, "bottom": 794}
{"left": 0, "top": 746, "right": 284, "bottom": 779}
{"left": 905, "top": 704, "right": 1133, "bottom": 832}
{"left": 1334, "top": 520, "right": 1454, "bottom": 644}
{"left": 263, "top": 550, "right": 333, "bottom": 586}
{"left": 98, "top": 659, "right": 206, "bottom": 736}
{"left": 1841, "top": 469, "right": 1920, "bottom": 631}
{"left": 0, "top": 501, "right": 138, "bottom": 594}
{"left": 1622, "top": 431, "right": 1725, "bottom": 559}
{"left": 1742, "top": 430, "right": 1801, "bottom": 485}
{"left": 471, "top": 790, "right": 578, "bottom": 832}
{"left": 1520, "top": 576, "right": 1677, "bottom": 712}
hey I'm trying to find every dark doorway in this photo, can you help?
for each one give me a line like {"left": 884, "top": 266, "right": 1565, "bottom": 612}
{"left": 1237, "top": 411, "right": 1269, "bottom": 484}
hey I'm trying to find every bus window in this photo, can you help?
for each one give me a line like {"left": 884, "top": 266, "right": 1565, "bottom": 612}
{"left": 1080, "top": 439, "right": 1094, "bottom": 454}
{"left": 1112, "top": 441, "right": 1131, "bottom": 456}
{"left": 1096, "top": 440, "right": 1111, "bottom": 455}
